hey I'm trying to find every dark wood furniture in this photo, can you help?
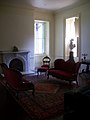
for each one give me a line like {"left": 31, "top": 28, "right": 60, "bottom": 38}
{"left": 0, "top": 63, "right": 35, "bottom": 98}
{"left": 47, "top": 59, "right": 81, "bottom": 85}
{"left": 81, "top": 59, "right": 90, "bottom": 73}
{"left": 37, "top": 56, "right": 51, "bottom": 76}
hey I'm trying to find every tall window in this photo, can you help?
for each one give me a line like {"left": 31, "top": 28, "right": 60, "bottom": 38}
{"left": 34, "top": 20, "right": 45, "bottom": 54}
{"left": 65, "top": 16, "right": 80, "bottom": 60}
{"left": 34, "top": 20, "right": 49, "bottom": 55}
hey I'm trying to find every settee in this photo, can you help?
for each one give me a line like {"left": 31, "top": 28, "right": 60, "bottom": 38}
{"left": 47, "top": 59, "right": 81, "bottom": 85}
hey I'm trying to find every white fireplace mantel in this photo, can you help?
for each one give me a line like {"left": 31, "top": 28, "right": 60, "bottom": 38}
{"left": 0, "top": 50, "right": 30, "bottom": 73}
{"left": 0, "top": 50, "right": 30, "bottom": 54}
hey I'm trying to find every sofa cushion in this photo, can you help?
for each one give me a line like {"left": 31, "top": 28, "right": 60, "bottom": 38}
{"left": 41, "top": 64, "right": 49, "bottom": 68}
{"left": 54, "top": 59, "right": 65, "bottom": 70}
{"left": 48, "top": 59, "right": 81, "bottom": 85}
{"left": 48, "top": 69, "right": 73, "bottom": 79}
{"left": 62, "top": 61, "right": 75, "bottom": 73}
{"left": 54, "top": 59, "right": 75, "bottom": 73}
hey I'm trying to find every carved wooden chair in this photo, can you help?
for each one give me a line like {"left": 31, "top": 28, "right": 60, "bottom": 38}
{"left": 0, "top": 63, "right": 35, "bottom": 98}
{"left": 37, "top": 56, "right": 51, "bottom": 76}
{"left": 4, "top": 68, "right": 35, "bottom": 98}
{"left": 0, "top": 63, "right": 8, "bottom": 78}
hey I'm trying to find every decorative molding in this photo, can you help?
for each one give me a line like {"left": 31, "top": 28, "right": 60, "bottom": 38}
{"left": 0, "top": 50, "right": 30, "bottom": 73}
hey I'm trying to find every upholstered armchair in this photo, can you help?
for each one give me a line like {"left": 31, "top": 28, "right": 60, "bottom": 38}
{"left": 2, "top": 67, "right": 35, "bottom": 98}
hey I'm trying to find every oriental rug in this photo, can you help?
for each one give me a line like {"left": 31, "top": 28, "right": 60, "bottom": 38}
{"left": 35, "top": 82, "right": 59, "bottom": 93}
{"left": 17, "top": 75, "right": 78, "bottom": 120}
{"left": 0, "top": 74, "right": 78, "bottom": 120}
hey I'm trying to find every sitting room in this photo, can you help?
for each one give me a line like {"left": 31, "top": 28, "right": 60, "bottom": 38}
{"left": 0, "top": 0, "right": 90, "bottom": 120}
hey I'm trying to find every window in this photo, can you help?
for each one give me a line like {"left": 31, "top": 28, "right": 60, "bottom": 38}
{"left": 34, "top": 20, "right": 49, "bottom": 55}
{"left": 65, "top": 16, "right": 80, "bottom": 60}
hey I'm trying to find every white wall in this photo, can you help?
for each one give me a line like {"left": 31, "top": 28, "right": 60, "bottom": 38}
{"left": 1, "top": 3, "right": 90, "bottom": 72}
{"left": 33, "top": 9, "right": 55, "bottom": 68}
{"left": 0, "top": 5, "right": 55, "bottom": 71}
{"left": 55, "top": 3, "right": 90, "bottom": 61}
{"left": 0, "top": 6, "right": 34, "bottom": 52}
{"left": 0, "top": 5, "right": 34, "bottom": 72}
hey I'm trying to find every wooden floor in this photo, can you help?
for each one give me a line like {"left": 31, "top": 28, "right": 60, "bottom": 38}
{"left": 0, "top": 72, "right": 90, "bottom": 120}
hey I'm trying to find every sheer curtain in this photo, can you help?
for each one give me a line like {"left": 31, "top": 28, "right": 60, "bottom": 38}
{"left": 65, "top": 17, "right": 79, "bottom": 59}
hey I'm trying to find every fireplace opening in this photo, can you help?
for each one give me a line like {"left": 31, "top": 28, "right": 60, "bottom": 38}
{"left": 9, "top": 58, "right": 23, "bottom": 72}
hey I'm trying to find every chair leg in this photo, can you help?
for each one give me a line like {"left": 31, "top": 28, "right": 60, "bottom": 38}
{"left": 37, "top": 71, "right": 39, "bottom": 77}
{"left": 47, "top": 74, "right": 49, "bottom": 79}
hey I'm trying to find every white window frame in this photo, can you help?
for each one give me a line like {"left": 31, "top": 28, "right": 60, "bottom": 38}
{"left": 34, "top": 20, "right": 49, "bottom": 55}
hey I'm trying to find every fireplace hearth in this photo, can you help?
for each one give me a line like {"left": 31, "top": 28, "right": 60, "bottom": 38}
{"left": 0, "top": 50, "right": 30, "bottom": 74}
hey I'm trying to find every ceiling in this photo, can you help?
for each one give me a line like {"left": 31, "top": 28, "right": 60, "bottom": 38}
{"left": 0, "top": 0, "right": 90, "bottom": 12}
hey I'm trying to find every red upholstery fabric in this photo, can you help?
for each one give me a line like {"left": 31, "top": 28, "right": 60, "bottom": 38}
{"left": 37, "top": 67, "right": 49, "bottom": 72}
{"left": 4, "top": 68, "right": 35, "bottom": 96}
{"left": 63, "top": 61, "right": 75, "bottom": 73}
{"left": 54, "top": 59, "right": 65, "bottom": 70}
{"left": 37, "top": 56, "right": 51, "bottom": 76}
{"left": 54, "top": 59, "right": 76, "bottom": 73}
{"left": 41, "top": 64, "right": 49, "bottom": 68}
{"left": 47, "top": 59, "right": 81, "bottom": 85}
{"left": 5, "top": 68, "right": 22, "bottom": 89}
{"left": 48, "top": 69, "right": 73, "bottom": 79}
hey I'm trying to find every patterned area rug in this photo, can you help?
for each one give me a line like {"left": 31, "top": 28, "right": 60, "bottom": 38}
{"left": 0, "top": 74, "right": 78, "bottom": 120}
{"left": 19, "top": 75, "right": 78, "bottom": 120}
{"left": 35, "top": 83, "right": 59, "bottom": 93}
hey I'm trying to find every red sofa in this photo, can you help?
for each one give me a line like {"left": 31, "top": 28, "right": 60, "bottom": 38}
{"left": 47, "top": 59, "right": 81, "bottom": 85}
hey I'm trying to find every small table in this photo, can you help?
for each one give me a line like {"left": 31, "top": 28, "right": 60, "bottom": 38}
{"left": 81, "top": 59, "right": 90, "bottom": 72}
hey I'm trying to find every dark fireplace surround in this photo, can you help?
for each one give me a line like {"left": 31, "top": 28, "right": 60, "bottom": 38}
{"left": 0, "top": 50, "right": 30, "bottom": 73}
{"left": 9, "top": 58, "right": 23, "bottom": 72}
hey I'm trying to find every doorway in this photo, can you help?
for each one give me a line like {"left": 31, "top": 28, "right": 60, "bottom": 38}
{"left": 64, "top": 15, "right": 80, "bottom": 62}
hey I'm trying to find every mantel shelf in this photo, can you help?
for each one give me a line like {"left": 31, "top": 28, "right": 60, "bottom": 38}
{"left": 0, "top": 50, "right": 30, "bottom": 73}
{"left": 0, "top": 50, "right": 30, "bottom": 54}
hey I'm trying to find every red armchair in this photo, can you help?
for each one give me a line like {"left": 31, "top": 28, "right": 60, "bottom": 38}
{"left": 2, "top": 67, "right": 35, "bottom": 98}
{"left": 47, "top": 59, "right": 81, "bottom": 85}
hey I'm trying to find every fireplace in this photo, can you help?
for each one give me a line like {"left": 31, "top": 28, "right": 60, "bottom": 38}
{"left": 0, "top": 50, "right": 30, "bottom": 73}
{"left": 9, "top": 58, "right": 23, "bottom": 72}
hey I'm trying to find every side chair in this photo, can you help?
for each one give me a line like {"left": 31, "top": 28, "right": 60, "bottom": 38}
{"left": 37, "top": 56, "right": 51, "bottom": 76}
